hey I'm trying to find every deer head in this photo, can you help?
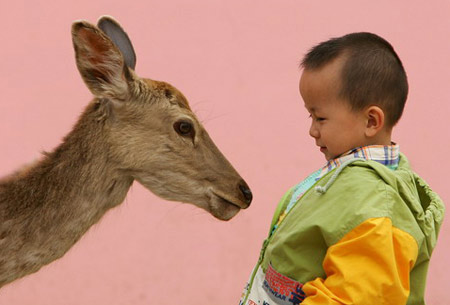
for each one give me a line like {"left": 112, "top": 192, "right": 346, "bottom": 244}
{"left": 71, "top": 16, "right": 252, "bottom": 221}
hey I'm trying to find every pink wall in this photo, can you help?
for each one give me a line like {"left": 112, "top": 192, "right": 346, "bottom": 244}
{"left": 0, "top": 1, "right": 448, "bottom": 304}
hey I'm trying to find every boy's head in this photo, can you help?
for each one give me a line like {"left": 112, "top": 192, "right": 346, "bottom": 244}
{"left": 299, "top": 32, "right": 408, "bottom": 160}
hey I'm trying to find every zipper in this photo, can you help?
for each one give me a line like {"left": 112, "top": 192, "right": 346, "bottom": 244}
{"left": 241, "top": 238, "right": 270, "bottom": 305}
{"left": 241, "top": 171, "right": 334, "bottom": 304}
{"left": 241, "top": 189, "right": 293, "bottom": 305}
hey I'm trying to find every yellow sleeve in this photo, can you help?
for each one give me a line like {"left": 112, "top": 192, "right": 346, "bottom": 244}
{"left": 302, "top": 217, "right": 418, "bottom": 305}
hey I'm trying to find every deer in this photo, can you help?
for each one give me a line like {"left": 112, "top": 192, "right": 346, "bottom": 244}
{"left": 0, "top": 16, "right": 252, "bottom": 288}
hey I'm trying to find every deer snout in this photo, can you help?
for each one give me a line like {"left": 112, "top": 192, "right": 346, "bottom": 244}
{"left": 239, "top": 182, "right": 252, "bottom": 208}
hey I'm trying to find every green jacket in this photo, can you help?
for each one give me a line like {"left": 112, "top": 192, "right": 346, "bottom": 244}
{"left": 240, "top": 154, "right": 444, "bottom": 305}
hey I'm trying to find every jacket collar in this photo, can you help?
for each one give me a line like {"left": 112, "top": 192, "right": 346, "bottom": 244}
{"left": 318, "top": 143, "right": 400, "bottom": 180}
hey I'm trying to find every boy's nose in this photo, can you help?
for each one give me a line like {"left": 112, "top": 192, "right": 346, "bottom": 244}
{"left": 309, "top": 123, "right": 319, "bottom": 138}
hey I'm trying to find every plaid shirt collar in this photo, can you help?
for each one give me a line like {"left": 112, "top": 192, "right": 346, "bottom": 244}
{"left": 318, "top": 143, "right": 400, "bottom": 180}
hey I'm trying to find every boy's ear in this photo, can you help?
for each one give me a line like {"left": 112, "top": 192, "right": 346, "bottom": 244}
{"left": 71, "top": 20, "right": 131, "bottom": 100}
{"left": 365, "top": 106, "right": 385, "bottom": 137}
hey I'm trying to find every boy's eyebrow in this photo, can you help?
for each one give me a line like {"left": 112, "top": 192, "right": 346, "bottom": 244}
{"left": 305, "top": 106, "right": 317, "bottom": 113}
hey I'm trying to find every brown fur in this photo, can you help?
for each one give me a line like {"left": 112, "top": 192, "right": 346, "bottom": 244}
{"left": 0, "top": 18, "right": 251, "bottom": 288}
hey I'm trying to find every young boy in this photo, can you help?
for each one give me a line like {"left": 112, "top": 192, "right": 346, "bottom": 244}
{"left": 239, "top": 33, "right": 445, "bottom": 305}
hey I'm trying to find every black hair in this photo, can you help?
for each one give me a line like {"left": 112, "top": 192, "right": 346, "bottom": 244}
{"left": 301, "top": 32, "right": 408, "bottom": 127}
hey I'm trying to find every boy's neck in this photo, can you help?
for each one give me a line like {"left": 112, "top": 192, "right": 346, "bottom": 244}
{"left": 365, "top": 129, "right": 392, "bottom": 146}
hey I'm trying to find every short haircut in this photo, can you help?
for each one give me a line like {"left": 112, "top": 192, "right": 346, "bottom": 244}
{"left": 301, "top": 32, "right": 408, "bottom": 127}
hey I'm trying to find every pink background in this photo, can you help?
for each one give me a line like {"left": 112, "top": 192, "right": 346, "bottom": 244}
{"left": 0, "top": 1, "right": 449, "bottom": 304}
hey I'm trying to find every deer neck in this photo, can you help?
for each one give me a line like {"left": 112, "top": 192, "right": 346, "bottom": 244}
{"left": 25, "top": 101, "right": 132, "bottom": 221}
{"left": 0, "top": 100, "right": 133, "bottom": 286}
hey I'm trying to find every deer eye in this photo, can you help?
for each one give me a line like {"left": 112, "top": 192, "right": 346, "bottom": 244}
{"left": 174, "top": 121, "right": 195, "bottom": 137}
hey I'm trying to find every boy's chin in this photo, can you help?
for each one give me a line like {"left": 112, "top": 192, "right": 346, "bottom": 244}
{"left": 323, "top": 150, "right": 342, "bottom": 161}
{"left": 320, "top": 148, "right": 333, "bottom": 161}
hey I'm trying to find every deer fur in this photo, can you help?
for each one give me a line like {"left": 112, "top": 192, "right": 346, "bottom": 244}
{"left": 0, "top": 16, "right": 252, "bottom": 288}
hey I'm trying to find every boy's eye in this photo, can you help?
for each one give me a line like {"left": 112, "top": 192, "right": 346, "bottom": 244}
{"left": 308, "top": 114, "right": 325, "bottom": 122}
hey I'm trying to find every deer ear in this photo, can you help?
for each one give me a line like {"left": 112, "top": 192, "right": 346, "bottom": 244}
{"left": 72, "top": 21, "right": 130, "bottom": 100}
{"left": 97, "top": 16, "right": 136, "bottom": 70}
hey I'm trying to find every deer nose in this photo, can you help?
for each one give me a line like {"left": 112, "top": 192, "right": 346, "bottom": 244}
{"left": 239, "top": 182, "right": 253, "bottom": 207}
